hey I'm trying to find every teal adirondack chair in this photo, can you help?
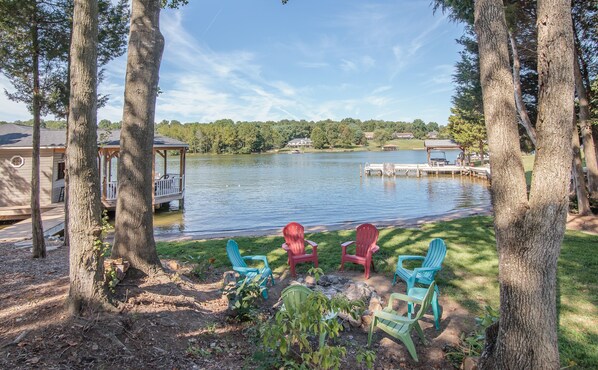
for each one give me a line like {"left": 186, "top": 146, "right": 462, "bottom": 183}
{"left": 280, "top": 285, "right": 336, "bottom": 348}
{"left": 226, "top": 239, "right": 274, "bottom": 299}
{"left": 393, "top": 238, "right": 446, "bottom": 330}
{"left": 368, "top": 281, "right": 436, "bottom": 362}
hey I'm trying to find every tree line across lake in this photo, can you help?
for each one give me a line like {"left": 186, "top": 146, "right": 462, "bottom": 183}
{"left": 1, "top": 117, "right": 447, "bottom": 154}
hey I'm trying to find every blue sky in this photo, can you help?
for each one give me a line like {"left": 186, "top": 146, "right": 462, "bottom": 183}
{"left": 0, "top": 0, "right": 465, "bottom": 125}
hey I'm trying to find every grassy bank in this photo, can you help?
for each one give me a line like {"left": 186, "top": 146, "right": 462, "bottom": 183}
{"left": 157, "top": 216, "right": 598, "bottom": 368}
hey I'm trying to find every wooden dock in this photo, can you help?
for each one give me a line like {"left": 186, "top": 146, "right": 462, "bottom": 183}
{"left": 363, "top": 163, "right": 491, "bottom": 180}
{"left": 0, "top": 206, "right": 65, "bottom": 243}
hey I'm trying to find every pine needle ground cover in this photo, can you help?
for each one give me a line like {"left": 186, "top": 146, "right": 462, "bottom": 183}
{"left": 157, "top": 216, "right": 598, "bottom": 368}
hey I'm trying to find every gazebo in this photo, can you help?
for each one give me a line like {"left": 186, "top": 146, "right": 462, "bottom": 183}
{"left": 423, "top": 139, "right": 463, "bottom": 166}
{"left": 98, "top": 131, "right": 188, "bottom": 210}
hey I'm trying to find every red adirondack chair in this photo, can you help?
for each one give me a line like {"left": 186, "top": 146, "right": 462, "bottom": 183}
{"left": 340, "top": 223, "right": 379, "bottom": 279}
{"left": 282, "top": 222, "right": 318, "bottom": 277}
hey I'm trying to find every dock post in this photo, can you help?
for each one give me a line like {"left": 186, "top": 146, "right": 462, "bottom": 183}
{"left": 360, "top": 164, "right": 362, "bottom": 177}
{"left": 416, "top": 165, "right": 420, "bottom": 177}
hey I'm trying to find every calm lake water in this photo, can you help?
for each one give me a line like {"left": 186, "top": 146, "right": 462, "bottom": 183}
{"left": 152, "top": 150, "right": 491, "bottom": 238}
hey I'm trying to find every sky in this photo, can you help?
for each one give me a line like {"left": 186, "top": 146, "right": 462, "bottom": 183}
{"left": 0, "top": 0, "right": 465, "bottom": 125}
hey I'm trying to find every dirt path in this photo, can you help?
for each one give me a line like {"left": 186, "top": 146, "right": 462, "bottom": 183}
{"left": 0, "top": 242, "right": 473, "bottom": 369}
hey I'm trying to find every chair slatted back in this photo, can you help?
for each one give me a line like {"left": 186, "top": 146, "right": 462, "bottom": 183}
{"left": 420, "top": 238, "right": 446, "bottom": 280}
{"left": 226, "top": 240, "right": 247, "bottom": 268}
{"left": 283, "top": 222, "right": 306, "bottom": 255}
{"left": 281, "top": 285, "right": 312, "bottom": 314}
{"left": 414, "top": 281, "right": 436, "bottom": 320}
{"left": 355, "top": 223, "right": 379, "bottom": 257}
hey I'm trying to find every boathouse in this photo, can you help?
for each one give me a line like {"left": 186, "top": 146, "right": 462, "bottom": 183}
{"left": 0, "top": 123, "right": 188, "bottom": 220}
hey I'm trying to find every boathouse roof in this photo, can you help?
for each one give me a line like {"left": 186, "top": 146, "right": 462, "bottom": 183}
{"left": 0, "top": 123, "right": 188, "bottom": 149}
{"left": 423, "top": 139, "right": 462, "bottom": 150}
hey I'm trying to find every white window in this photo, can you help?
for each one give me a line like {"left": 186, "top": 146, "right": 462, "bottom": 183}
{"left": 10, "top": 155, "right": 24, "bottom": 168}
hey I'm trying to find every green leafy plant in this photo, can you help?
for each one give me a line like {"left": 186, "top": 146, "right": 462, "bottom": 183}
{"left": 261, "top": 287, "right": 365, "bottom": 370}
{"left": 307, "top": 267, "right": 324, "bottom": 282}
{"left": 445, "top": 305, "right": 499, "bottom": 367}
{"left": 223, "top": 278, "right": 262, "bottom": 322}
{"left": 356, "top": 348, "right": 376, "bottom": 369}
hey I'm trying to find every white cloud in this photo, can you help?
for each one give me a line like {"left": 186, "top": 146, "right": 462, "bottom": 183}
{"left": 340, "top": 59, "right": 358, "bottom": 72}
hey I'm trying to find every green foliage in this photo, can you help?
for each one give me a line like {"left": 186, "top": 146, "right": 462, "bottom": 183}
{"left": 310, "top": 125, "right": 327, "bottom": 149}
{"left": 445, "top": 305, "right": 499, "bottom": 367}
{"left": 189, "top": 257, "right": 213, "bottom": 281}
{"left": 223, "top": 278, "right": 262, "bottom": 322}
{"left": 261, "top": 285, "right": 365, "bottom": 370}
{"left": 373, "top": 129, "right": 391, "bottom": 147}
{"left": 356, "top": 348, "right": 376, "bottom": 369}
{"left": 154, "top": 118, "right": 445, "bottom": 154}
{"left": 0, "top": 0, "right": 129, "bottom": 119}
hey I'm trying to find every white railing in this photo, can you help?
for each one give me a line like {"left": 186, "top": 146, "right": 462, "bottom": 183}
{"left": 103, "top": 175, "right": 185, "bottom": 201}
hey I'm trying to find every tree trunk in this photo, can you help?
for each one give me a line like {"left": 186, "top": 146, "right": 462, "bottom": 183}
{"left": 112, "top": 0, "right": 164, "bottom": 275}
{"left": 31, "top": 11, "right": 46, "bottom": 259}
{"left": 572, "top": 122, "right": 591, "bottom": 215}
{"left": 66, "top": 0, "right": 106, "bottom": 314}
{"left": 574, "top": 52, "right": 598, "bottom": 199}
{"left": 508, "top": 30, "right": 537, "bottom": 146}
{"left": 475, "top": 0, "right": 574, "bottom": 368}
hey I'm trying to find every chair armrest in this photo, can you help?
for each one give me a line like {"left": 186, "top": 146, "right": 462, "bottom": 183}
{"left": 413, "top": 266, "right": 441, "bottom": 279}
{"left": 368, "top": 245, "right": 380, "bottom": 256}
{"left": 282, "top": 243, "right": 293, "bottom": 256}
{"left": 373, "top": 309, "right": 414, "bottom": 324}
{"left": 397, "top": 255, "right": 425, "bottom": 268}
{"left": 341, "top": 241, "right": 354, "bottom": 255}
{"left": 233, "top": 266, "right": 259, "bottom": 274}
{"left": 243, "top": 255, "right": 270, "bottom": 269}
{"left": 306, "top": 240, "right": 318, "bottom": 253}
{"left": 388, "top": 292, "right": 422, "bottom": 307}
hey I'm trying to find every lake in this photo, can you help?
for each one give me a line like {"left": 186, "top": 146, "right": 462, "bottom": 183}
{"left": 152, "top": 150, "right": 491, "bottom": 238}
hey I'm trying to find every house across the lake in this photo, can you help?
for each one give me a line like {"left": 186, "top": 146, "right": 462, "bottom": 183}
{"left": 393, "top": 132, "right": 414, "bottom": 139}
{"left": 287, "top": 138, "right": 313, "bottom": 148}
{"left": 0, "top": 123, "right": 188, "bottom": 220}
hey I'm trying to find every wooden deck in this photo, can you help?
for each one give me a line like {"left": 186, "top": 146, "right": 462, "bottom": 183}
{"left": 363, "top": 163, "right": 491, "bottom": 180}
{"left": 0, "top": 206, "right": 65, "bottom": 243}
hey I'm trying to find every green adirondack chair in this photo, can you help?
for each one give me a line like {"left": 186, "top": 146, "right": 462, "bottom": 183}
{"left": 280, "top": 285, "right": 336, "bottom": 348}
{"left": 226, "top": 239, "right": 274, "bottom": 299}
{"left": 368, "top": 281, "right": 436, "bottom": 362}
{"left": 393, "top": 238, "right": 446, "bottom": 329}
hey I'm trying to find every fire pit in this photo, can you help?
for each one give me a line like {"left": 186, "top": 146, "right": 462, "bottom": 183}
{"left": 290, "top": 274, "right": 384, "bottom": 330}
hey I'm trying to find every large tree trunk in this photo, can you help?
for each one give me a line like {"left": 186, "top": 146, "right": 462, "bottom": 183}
{"left": 66, "top": 0, "right": 106, "bottom": 314}
{"left": 112, "top": 0, "right": 164, "bottom": 275}
{"left": 475, "top": 0, "right": 574, "bottom": 368}
{"left": 31, "top": 11, "right": 46, "bottom": 259}
{"left": 572, "top": 120, "right": 591, "bottom": 215}
{"left": 508, "top": 30, "right": 537, "bottom": 146}
{"left": 574, "top": 52, "right": 598, "bottom": 199}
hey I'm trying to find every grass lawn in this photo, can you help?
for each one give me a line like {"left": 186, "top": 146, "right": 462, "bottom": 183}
{"left": 157, "top": 216, "right": 598, "bottom": 368}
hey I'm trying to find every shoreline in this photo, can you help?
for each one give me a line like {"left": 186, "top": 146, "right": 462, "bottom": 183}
{"left": 154, "top": 206, "right": 494, "bottom": 242}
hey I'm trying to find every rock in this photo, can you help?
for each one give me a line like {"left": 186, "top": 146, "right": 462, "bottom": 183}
{"left": 166, "top": 260, "right": 180, "bottom": 271}
{"left": 368, "top": 292, "right": 383, "bottom": 312}
{"left": 339, "top": 312, "right": 361, "bottom": 328}
{"left": 361, "top": 314, "right": 372, "bottom": 330}
{"left": 462, "top": 357, "right": 479, "bottom": 370}
{"left": 305, "top": 275, "right": 316, "bottom": 287}
{"left": 222, "top": 271, "right": 240, "bottom": 287}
